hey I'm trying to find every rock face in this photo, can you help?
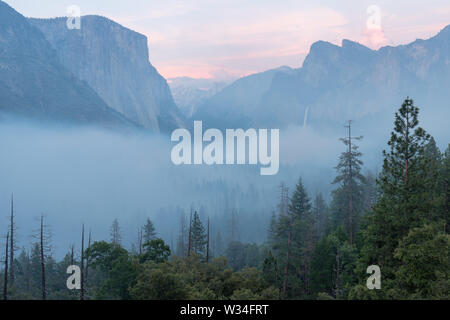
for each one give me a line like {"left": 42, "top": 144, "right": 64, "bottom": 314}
{"left": 194, "top": 26, "right": 450, "bottom": 131}
{"left": 168, "top": 77, "right": 230, "bottom": 118}
{"left": 0, "top": 1, "right": 137, "bottom": 130}
{"left": 193, "top": 66, "right": 295, "bottom": 129}
{"left": 30, "top": 15, "right": 185, "bottom": 133}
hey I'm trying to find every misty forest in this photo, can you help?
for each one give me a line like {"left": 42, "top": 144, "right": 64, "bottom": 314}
{"left": 0, "top": 1, "right": 449, "bottom": 300}
{"left": 2, "top": 98, "right": 449, "bottom": 300}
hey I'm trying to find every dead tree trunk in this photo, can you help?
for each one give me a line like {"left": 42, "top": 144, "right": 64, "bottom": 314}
{"left": 188, "top": 209, "right": 192, "bottom": 257}
{"left": 333, "top": 247, "right": 342, "bottom": 299}
{"left": 70, "top": 245, "right": 74, "bottom": 266}
{"left": 206, "top": 217, "right": 210, "bottom": 264}
{"left": 3, "top": 232, "right": 9, "bottom": 301}
{"left": 85, "top": 230, "right": 91, "bottom": 286}
{"left": 9, "top": 194, "right": 15, "bottom": 286}
{"left": 40, "top": 214, "right": 46, "bottom": 300}
{"left": 278, "top": 183, "right": 289, "bottom": 216}
{"left": 282, "top": 214, "right": 294, "bottom": 300}
{"left": 231, "top": 209, "right": 239, "bottom": 242}
{"left": 405, "top": 106, "right": 409, "bottom": 184}
{"left": 138, "top": 228, "right": 143, "bottom": 255}
{"left": 348, "top": 122, "right": 353, "bottom": 245}
{"left": 80, "top": 224, "right": 85, "bottom": 300}
{"left": 24, "top": 250, "right": 31, "bottom": 294}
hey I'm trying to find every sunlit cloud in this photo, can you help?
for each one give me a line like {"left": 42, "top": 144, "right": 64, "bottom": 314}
{"left": 5, "top": 0, "right": 450, "bottom": 79}
{"left": 133, "top": 7, "right": 349, "bottom": 78}
{"left": 361, "top": 27, "right": 389, "bottom": 49}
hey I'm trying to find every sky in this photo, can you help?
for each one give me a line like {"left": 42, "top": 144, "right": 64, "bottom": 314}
{"left": 6, "top": 0, "right": 450, "bottom": 79}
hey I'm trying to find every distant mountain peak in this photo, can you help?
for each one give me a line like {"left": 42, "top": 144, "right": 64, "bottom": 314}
{"left": 308, "top": 39, "right": 373, "bottom": 56}
{"left": 435, "top": 24, "right": 450, "bottom": 38}
{"left": 275, "top": 65, "right": 293, "bottom": 71}
{"left": 194, "top": 22, "right": 450, "bottom": 131}
{"left": 309, "top": 40, "right": 339, "bottom": 52}
{"left": 29, "top": 15, "right": 185, "bottom": 132}
{"left": 0, "top": 1, "right": 138, "bottom": 130}
{"left": 341, "top": 39, "right": 372, "bottom": 51}
{"left": 304, "top": 40, "right": 341, "bottom": 66}
{"left": 440, "top": 24, "right": 450, "bottom": 33}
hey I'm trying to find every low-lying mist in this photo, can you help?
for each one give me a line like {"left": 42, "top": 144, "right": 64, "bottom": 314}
{"left": 1, "top": 115, "right": 445, "bottom": 258}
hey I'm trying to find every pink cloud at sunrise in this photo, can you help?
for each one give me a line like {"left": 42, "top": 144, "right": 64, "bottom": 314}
{"left": 6, "top": 0, "right": 450, "bottom": 80}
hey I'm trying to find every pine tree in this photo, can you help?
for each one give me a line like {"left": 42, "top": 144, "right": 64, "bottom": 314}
{"left": 313, "top": 193, "right": 329, "bottom": 240}
{"left": 110, "top": 219, "right": 121, "bottom": 247}
{"left": 310, "top": 226, "right": 357, "bottom": 299}
{"left": 143, "top": 218, "right": 157, "bottom": 244}
{"left": 425, "top": 139, "right": 448, "bottom": 227}
{"left": 331, "top": 121, "right": 365, "bottom": 244}
{"left": 176, "top": 213, "right": 188, "bottom": 258}
{"left": 272, "top": 177, "right": 315, "bottom": 299}
{"left": 190, "top": 211, "right": 206, "bottom": 256}
{"left": 310, "top": 235, "right": 334, "bottom": 296}
{"left": 358, "top": 97, "right": 434, "bottom": 297}
{"left": 262, "top": 250, "right": 279, "bottom": 291}
{"left": 393, "top": 223, "right": 450, "bottom": 299}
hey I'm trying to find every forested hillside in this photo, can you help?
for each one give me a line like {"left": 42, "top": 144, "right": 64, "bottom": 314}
{"left": 1, "top": 98, "right": 448, "bottom": 300}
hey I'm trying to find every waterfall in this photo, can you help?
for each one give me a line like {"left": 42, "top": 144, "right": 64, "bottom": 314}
{"left": 303, "top": 106, "right": 309, "bottom": 128}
